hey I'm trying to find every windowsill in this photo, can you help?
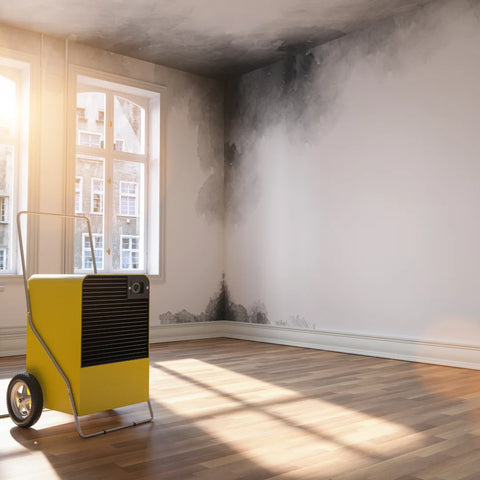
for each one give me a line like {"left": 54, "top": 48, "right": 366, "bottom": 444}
{"left": 147, "top": 274, "right": 165, "bottom": 284}
{"left": 0, "top": 274, "right": 25, "bottom": 284}
{"left": 0, "top": 273, "right": 165, "bottom": 284}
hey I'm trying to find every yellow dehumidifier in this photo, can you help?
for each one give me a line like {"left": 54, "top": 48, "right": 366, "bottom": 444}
{"left": 6, "top": 211, "right": 153, "bottom": 438}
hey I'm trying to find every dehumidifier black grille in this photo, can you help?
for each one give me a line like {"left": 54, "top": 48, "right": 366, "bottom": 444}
{"left": 81, "top": 275, "right": 149, "bottom": 368}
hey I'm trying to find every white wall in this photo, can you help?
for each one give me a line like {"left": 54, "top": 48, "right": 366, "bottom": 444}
{"left": 0, "top": 26, "right": 224, "bottom": 344}
{"left": 225, "top": 0, "right": 480, "bottom": 346}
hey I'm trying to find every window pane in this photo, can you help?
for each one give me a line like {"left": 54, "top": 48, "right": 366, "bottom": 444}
{"left": 77, "top": 92, "right": 105, "bottom": 149}
{"left": 114, "top": 96, "right": 145, "bottom": 154}
{"left": 0, "top": 144, "right": 14, "bottom": 271}
{"left": 121, "top": 249, "right": 130, "bottom": 269}
{"left": 74, "top": 155, "right": 104, "bottom": 272}
{"left": 0, "top": 76, "right": 16, "bottom": 136}
{"left": 113, "top": 160, "right": 144, "bottom": 270}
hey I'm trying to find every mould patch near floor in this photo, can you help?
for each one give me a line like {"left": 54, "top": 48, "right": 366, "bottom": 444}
{"left": 158, "top": 276, "right": 269, "bottom": 325}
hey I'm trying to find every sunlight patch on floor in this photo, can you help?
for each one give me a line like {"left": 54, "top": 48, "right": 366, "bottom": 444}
{"left": 0, "top": 443, "right": 61, "bottom": 480}
{"left": 154, "top": 358, "right": 425, "bottom": 476}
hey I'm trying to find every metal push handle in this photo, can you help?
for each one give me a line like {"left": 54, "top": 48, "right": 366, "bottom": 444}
{"left": 16, "top": 211, "right": 97, "bottom": 436}
{"left": 17, "top": 211, "right": 97, "bottom": 289}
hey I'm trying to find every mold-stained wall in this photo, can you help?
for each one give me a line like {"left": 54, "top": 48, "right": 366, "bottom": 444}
{"left": 225, "top": 0, "right": 480, "bottom": 345}
{"left": 0, "top": 26, "right": 225, "bottom": 334}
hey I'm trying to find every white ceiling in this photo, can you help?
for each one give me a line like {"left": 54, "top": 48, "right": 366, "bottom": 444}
{"left": 0, "top": 0, "right": 435, "bottom": 78}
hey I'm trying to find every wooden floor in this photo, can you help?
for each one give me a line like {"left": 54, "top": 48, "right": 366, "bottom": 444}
{"left": 1, "top": 338, "right": 480, "bottom": 479}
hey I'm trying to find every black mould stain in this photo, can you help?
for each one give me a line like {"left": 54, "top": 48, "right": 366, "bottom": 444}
{"left": 280, "top": 51, "right": 317, "bottom": 122}
{"left": 223, "top": 141, "right": 239, "bottom": 195}
{"left": 224, "top": 141, "right": 238, "bottom": 167}
{"left": 282, "top": 51, "right": 316, "bottom": 96}
{"left": 158, "top": 275, "right": 269, "bottom": 325}
{"left": 179, "top": 79, "right": 224, "bottom": 223}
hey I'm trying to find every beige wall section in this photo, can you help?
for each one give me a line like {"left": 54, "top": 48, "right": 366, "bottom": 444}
{"left": 0, "top": 25, "right": 224, "bottom": 334}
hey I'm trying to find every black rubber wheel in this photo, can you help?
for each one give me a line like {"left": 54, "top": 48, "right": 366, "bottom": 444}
{"left": 6, "top": 372, "right": 43, "bottom": 428}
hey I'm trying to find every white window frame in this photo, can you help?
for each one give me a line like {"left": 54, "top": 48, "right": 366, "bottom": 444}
{"left": 66, "top": 66, "right": 165, "bottom": 278}
{"left": 75, "top": 177, "right": 83, "bottom": 213}
{"left": 82, "top": 233, "right": 103, "bottom": 270}
{"left": 90, "top": 177, "right": 104, "bottom": 214}
{"left": 120, "top": 234, "right": 140, "bottom": 270}
{"left": 119, "top": 181, "right": 137, "bottom": 217}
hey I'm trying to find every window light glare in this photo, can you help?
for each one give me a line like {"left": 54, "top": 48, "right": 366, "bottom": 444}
{"left": 0, "top": 76, "right": 16, "bottom": 133}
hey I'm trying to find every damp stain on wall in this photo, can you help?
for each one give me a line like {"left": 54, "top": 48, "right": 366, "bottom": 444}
{"left": 167, "top": 74, "right": 224, "bottom": 224}
{"left": 223, "top": 0, "right": 460, "bottom": 225}
{"left": 158, "top": 277, "right": 226, "bottom": 324}
{"left": 223, "top": 139, "right": 262, "bottom": 224}
{"left": 188, "top": 80, "right": 225, "bottom": 223}
{"left": 158, "top": 276, "right": 270, "bottom": 325}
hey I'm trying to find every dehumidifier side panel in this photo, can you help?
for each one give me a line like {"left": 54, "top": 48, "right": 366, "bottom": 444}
{"left": 26, "top": 325, "right": 74, "bottom": 414}
{"left": 26, "top": 276, "right": 83, "bottom": 414}
{"left": 78, "top": 358, "right": 150, "bottom": 415}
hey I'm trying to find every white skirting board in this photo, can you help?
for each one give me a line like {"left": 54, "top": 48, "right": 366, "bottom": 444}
{"left": 0, "top": 327, "right": 26, "bottom": 357}
{"left": 2, "top": 321, "right": 480, "bottom": 370}
{"left": 152, "top": 321, "right": 480, "bottom": 370}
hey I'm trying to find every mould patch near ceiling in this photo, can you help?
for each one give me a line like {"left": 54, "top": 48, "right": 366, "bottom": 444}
{"left": 0, "top": 0, "right": 438, "bottom": 77}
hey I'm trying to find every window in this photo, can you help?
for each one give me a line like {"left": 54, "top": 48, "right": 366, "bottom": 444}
{"left": 70, "top": 70, "right": 162, "bottom": 274}
{"left": 119, "top": 181, "right": 137, "bottom": 216}
{"left": 0, "top": 247, "right": 6, "bottom": 270}
{"left": 78, "top": 130, "right": 103, "bottom": 148}
{"left": 114, "top": 138, "right": 125, "bottom": 152}
{"left": 121, "top": 235, "right": 139, "bottom": 270}
{"left": 75, "top": 177, "right": 83, "bottom": 213}
{"left": 91, "top": 177, "right": 104, "bottom": 214}
{"left": 76, "top": 107, "right": 86, "bottom": 120}
{"left": 0, "top": 196, "right": 8, "bottom": 222}
{"left": 82, "top": 233, "right": 103, "bottom": 270}
{"left": 0, "top": 57, "right": 30, "bottom": 275}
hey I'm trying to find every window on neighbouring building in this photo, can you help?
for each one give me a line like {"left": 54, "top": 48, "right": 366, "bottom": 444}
{"left": 0, "top": 196, "right": 8, "bottom": 222}
{"left": 78, "top": 130, "right": 103, "bottom": 149}
{"left": 0, "top": 57, "right": 30, "bottom": 275}
{"left": 82, "top": 233, "right": 103, "bottom": 270}
{"left": 0, "top": 247, "right": 6, "bottom": 270}
{"left": 121, "top": 235, "right": 139, "bottom": 269}
{"left": 91, "top": 177, "right": 104, "bottom": 214}
{"left": 119, "top": 181, "right": 137, "bottom": 217}
{"left": 114, "top": 138, "right": 125, "bottom": 152}
{"left": 75, "top": 177, "right": 83, "bottom": 213}
{"left": 72, "top": 70, "right": 162, "bottom": 274}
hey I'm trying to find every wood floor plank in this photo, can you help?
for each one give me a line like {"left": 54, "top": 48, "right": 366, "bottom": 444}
{"left": 1, "top": 338, "right": 479, "bottom": 479}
